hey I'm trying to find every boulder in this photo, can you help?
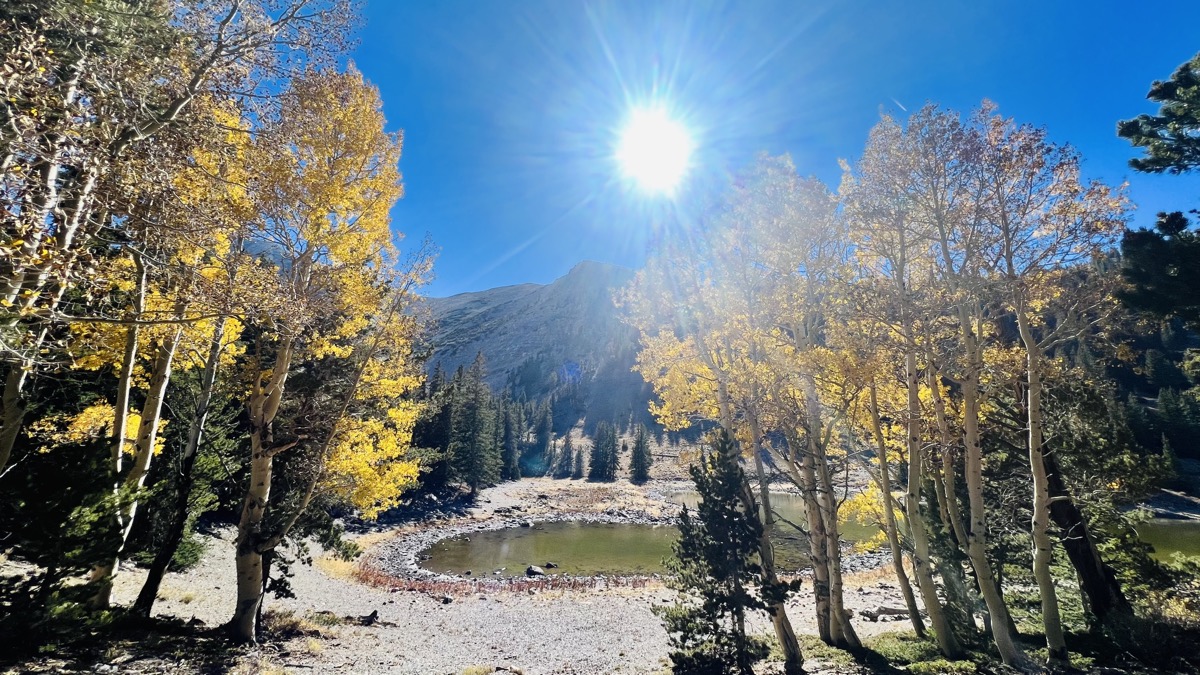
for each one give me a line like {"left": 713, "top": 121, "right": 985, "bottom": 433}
{"left": 544, "top": 562, "right": 559, "bottom": 569}
{"left": 525, "top": 565, "right": 546, "bottom": 577}
{"left": 858, "top": 606, "right": 910, "bottom": 622}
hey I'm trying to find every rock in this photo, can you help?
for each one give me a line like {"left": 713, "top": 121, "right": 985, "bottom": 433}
{"left": 858, "top": 606, "right": 910, "bottom": 622}
{"left": 536, "top": 493, "right": 549, "bottom": 500}
{"left": 520, "top": 520, "right": 534, "bottom": 528}
{"left": 525, "top": 565, "right": 546, "bottom": 577}
{"left": 441, "top": 595, "right": 453, "bottom": 604}
{"left": 544, "top": 561, "right": 559, "bottom": 569}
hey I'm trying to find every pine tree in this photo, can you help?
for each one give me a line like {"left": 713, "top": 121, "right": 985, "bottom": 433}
{"left": 500, "top": 401, "right": 522, "bottom": 481}
{"left": 655, "top": 430, "right": 782, "bottom": 674}
{"left": 629, "top": 424, "right": 652, "bottom": 484}
{"left": 553, "top": 431, "right": 574, "bottom": 478}
{"left": 450, "top": 353, "right": 500, "bottom": 494}
{"left": 572, "top": 446, "right": 584, "bottom": 479}
{"left": 588, "top": 421, "right": 618, "bottom": 481}
{"left": 531, "top": 402, "right": 553, "bottom": 477}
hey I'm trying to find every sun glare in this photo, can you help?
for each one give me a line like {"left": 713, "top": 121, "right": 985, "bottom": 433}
{"left": 615, "top": 107, "right": 693, "bottom": 195}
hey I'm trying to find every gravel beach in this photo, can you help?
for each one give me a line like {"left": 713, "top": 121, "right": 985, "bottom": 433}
{"left": 81, "top": 478, "right": 909, "bottom": 675}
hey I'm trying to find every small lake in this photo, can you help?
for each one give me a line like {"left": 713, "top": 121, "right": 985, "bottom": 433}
{"left": 417, "top": 498, "right": 1200, "bottom": 579}
{"left": 419, "top": 492, "right": 870, "bottom": 578}
{"left": 1141, "top": 518, "right": 1200, "bottom": 560}
{"left": 420, "top": 521, "right": 677, "bottom": 578}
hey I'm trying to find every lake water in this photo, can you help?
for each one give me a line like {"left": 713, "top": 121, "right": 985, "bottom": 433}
{"left": 419, "top": 492, "right": 869, "bottom": 578}
{"left": 1141, "top": 518, "right": 1200, "bottom": 560}
{"left": 420, "top": 521, "right": 677, "bottom": 578}
{"left": 418, "top": 497, "right": 1200, "bottom": 579}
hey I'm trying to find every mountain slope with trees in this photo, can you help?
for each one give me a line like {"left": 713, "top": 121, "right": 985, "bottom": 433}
{"left": 423, "top": 260, "right": 659, "bottom": 435}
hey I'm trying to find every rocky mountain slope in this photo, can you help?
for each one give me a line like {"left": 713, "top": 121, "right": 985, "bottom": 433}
{"left": 422, "top": 261, "right": 656, "bottom": 432}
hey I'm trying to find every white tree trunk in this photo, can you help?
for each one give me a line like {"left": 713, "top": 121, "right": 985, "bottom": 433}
{"left": 902, "top": 344, "right": 962, "bottom": 659}
{"left": 869, "top": 382, "right": 925, "bottom": 637}
{"left": 88, "top": 321, "right": 182, "bottom": 607}
{"left": 1015, "top": 308, "right": 1068, "bottom": 667}
{"left": 956, "top": 312, "right": 1028, "bottom": 668}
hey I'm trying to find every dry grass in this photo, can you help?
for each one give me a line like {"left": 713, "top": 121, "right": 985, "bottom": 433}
{"left": 316, "top": 529, "right": 400, "bottom": 581}
{"left": 261, "top": 608, "right": 324, "bottom": 639}
{"left": 229, "top": 655, "right": 291, "bottom": 675}
{"left": 842, "top": 563, "right": 897, "bottom": 588}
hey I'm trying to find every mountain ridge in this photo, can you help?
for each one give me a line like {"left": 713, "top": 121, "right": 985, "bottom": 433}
{"left": 422, "top": 260, "right": 655, "bottom": 433}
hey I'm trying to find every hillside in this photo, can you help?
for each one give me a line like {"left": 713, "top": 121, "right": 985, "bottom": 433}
{"left": 422, "top": 261, "right": 658, "bottom": 433}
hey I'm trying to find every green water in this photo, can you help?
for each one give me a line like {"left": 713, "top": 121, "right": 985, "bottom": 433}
{"left": 420, "top": 492, "right": 877, "bottom": 578}
{"left": 669, "top": 490, "right": 880, "bottom": 543}
{"left": 1141, "top": 519, "right": 1200, "bottom": 560}
{"left": 420, "top": 522, "right": 677, "bottom": 578}
{"left": 418, "top": 504, "right": 1200, "bottom": 579}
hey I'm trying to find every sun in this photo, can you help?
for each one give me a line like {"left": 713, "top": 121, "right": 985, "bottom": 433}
{"left": 615, "top": 107, "right": 694, "bottom": 195}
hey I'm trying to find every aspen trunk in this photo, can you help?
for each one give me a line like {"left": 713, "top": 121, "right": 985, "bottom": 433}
{"left": 88, "top": 322, "right": 183, "bottom": 607}
{"left": 869, "top": 382, "right": 925, "bottom": 637}
{"left": 776, "top": 423, "right": 832, "bottom": 643}
{"left": 903, "top": 346, "right": 962, "bottom": 659}
{"left": 957, "top": 316, "right": 1027, "bottom": 667}
{"left": 134, "top": 320, "right": 227, "bottom": 616}
{"left": 232, "top": 434, "right": 273, "bottom": 642}
{"left": 88, "top": 254, "right": 145, "bottom": 607}
{"left": 798, "top": 438, "right": 833, "bottom": 643}
{"left": 747, "top": 408, "right": 804, "bottom": 674}
{"left": 1015, "top": 311, "right": 1068, "bottom": 667}
{"left": 927, "top": 368, "right": 970, "bottom": 549}
{"left": 230, "top": 339, "right": 294, "bottom": 642}
{"left": 799, "top": 372, "right": 859, "bottom": 648}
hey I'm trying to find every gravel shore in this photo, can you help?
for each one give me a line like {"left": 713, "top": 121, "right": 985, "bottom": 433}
{"left": 92, "top": 478, "right": 908, "bottom": 675}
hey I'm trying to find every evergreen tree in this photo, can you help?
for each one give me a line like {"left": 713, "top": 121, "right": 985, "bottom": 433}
{"left": 553, "top": 431, "right": 574, "bottom": 478}
{"left": 527, "top": 402, "right": 553, "bottom": 477}
{"left": 588, "top": 421, "right": 618, "bottom": 481}
{"left": 500, "top": 401, "right": 522, "bottom": 481}
{"left": 1120, "top": 211, "right": 1200, "bottom": 329}
{"left": 629, "top": 424, "right": 652, "bottom": 484}
{"left": 450, "top": 353, "right": 501, "bottom": 494}
{"left": 655, "top": 430, "right": 783, "bottom": 674}
{"left": 572, "top": 446, "right": 584, "bottom": 479}
{"left": 1118, "top": 51, "right": 1200, "bottom": 174}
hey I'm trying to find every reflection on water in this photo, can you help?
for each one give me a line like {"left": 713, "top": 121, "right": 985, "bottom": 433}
{"left": 669, "top": 490, "right": 880, "bottom": 544}
{"left": 419, "top": 522, "right": 675, "bottom": 578}
{"left": 419, "top": 491, "right": 882, "bottom": 578}
{"left": 1141, "top": 519, "right": 1200, "bottom": 560}
{"left": 418, "top": 501, "right": 1200, "bottom": 579}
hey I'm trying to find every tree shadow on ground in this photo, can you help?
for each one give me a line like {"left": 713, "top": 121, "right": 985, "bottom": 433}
{"left": 0, "top": 614, "right": 250, "bottom": 674}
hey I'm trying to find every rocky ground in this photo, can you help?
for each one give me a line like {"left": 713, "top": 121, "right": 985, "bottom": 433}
{"left": 7, "top": 478, "right": 920, "bottom": 675}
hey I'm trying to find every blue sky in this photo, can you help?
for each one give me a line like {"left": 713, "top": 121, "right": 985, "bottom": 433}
{"left": 354, "top": 0, "right": 1200, "bottom": 297}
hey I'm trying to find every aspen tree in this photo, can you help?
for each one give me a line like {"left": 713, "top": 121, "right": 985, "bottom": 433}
{"left": 841, "top": 126, "right": 964, "bottom": 659}
{"left": 972, "top": 104, "right": 1127, "bottom": 666}
{"left": 227, "top": 68, "right": 426, "bottom": 642}
{"left": 0, "top": 1, "right": 355, "bottom": 475}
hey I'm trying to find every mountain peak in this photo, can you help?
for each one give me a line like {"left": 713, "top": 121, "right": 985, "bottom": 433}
{"left": 423, "top": 260, "right": 652, "bottom": 432}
